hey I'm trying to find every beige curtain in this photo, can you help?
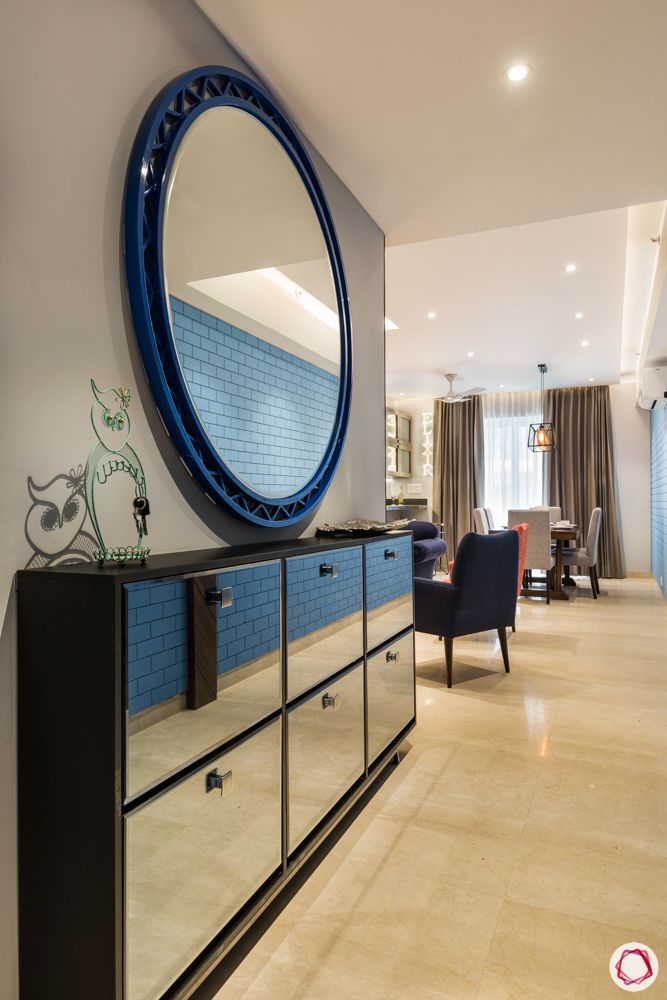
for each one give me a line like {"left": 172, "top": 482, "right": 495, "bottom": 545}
{"left": 544, "top": 385, "right": 624, "bottom": 578}
{"left": 432, "top": 396, "right": 484, "bottom": 555}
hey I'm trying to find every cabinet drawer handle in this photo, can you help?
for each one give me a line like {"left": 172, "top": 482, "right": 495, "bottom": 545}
{"left": 321, "top": 692, "right": 341, "bottom": 711}
{"left": 384, "top": 549, "right": 397, "bottom": 560}
{"left": 205, "top": 768, "right": 233, "bottom": 795}
{"left": 320, "top": 563, "right": 339, "bottom": 578}
{"left": 205, "top": 586, "right": 233, "bottom": 608}
{"left": 386, "top": 650, "right": 400, "bottom": 663}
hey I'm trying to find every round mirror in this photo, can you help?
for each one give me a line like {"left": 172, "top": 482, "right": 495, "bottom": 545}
{"left": 125, "top": 67, "right": 351, "bottom": 526}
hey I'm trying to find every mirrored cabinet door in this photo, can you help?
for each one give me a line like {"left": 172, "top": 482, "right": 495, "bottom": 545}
{"left": 288, "top": 665, "right": 364, "bottom": 853}
{"left": 365, "top": 535, "right": 414, "bottom": 652}
{"left": 367, "top": 631, "right": 415, "bottom": 765}
{"left": 286, "top": 547, "right": 363, "bottom": 700}
{"left": 125, "top": 719, "right": 281, "bottom": 1000}
{"left": 125, "top": 562, "right": 281, "bottom": 798}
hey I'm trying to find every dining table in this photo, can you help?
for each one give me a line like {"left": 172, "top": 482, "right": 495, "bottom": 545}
{"left": 550, "top": 524, "right": 578, "bottom": 600}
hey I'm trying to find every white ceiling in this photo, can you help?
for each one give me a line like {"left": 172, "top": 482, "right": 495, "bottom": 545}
{"left": 385, "top": 209, "right": 628, "bottom": 397}
{"left": 197, "top": 0, "right": 667, "bottom": 244}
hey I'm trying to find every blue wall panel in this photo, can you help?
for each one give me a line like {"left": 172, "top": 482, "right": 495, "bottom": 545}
{"left": 365, "top": 535, "right": 413, "bottom": 612}
{"left": 171, "top": 296, "right": 338, "bottom": 496}
{"left": 126, "top": 579, "right": 188, "bottom": 716}
{"left": 216, "top": 563, "right": 281, "bottom": 672}
{"left": 287, "top": 546, "right": 362, "bottom": 643}
{"left": 650, "top": 407, "right": 667, "bottom": 599}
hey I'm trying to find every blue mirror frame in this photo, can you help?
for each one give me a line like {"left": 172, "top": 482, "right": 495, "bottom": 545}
{"left": 124, "top": 66, "right": 352, "bottom": 527}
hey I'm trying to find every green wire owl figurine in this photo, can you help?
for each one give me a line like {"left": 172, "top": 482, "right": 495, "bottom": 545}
{"left": 84, "top": 379, "right": 150, "bottom": 565}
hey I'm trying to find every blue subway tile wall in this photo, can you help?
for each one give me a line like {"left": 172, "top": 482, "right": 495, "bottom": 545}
{"left": 217, "top": 563, "right": 281, "bottom": 671}
{"left": 650, "top": 408, "right": 667, "bottom": 600}
{"left": 126, "top": 580, "right": 188, "bottom": 716}
{"left": 365, "top": 535, "right": 413, "bottom": 612}
{"left": 171, "top": 296, "right": 339, "bottom": 496}
{"left": 287, "top": 547, "right": 362, "bottom": 643}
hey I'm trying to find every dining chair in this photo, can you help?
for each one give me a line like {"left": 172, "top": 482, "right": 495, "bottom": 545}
{"left": 414, "top": 530, "right": 519, "bottom": 687}
{"left": 509, "top": 522, "right": 529, "bottom": 630}
{"left": 530, "top": 505, "right": 562, "bottom": 524}
{"left": 508, "top": 508, "right": 554, "bottom": 603}
{"left": 561, "top": 507, "right": 603, "bottom": 598}
{"left": 484, "top": 507, "right": 495, "bottom": 529}
{"left": 473, "top": 507, "right": 490, "bottom": 534}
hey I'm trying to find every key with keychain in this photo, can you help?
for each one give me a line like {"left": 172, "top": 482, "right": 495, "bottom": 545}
{"left": 132, "top": 494, "right": 150, "bottom": 537}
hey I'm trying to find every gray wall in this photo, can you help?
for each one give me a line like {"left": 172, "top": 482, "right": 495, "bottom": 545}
{"left": 0, "top": 3, "right": 385, "bottom": 993}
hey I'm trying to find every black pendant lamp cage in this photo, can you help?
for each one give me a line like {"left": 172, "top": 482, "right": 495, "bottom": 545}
{"left": 528, "top": 363, "right": 556, "bottom": 452}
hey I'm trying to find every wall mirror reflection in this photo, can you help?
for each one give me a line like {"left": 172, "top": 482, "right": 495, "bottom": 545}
{"left": 163, "top": 106, "right": 341, "bottom": 499}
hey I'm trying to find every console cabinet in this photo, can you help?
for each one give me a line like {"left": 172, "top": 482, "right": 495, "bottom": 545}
{"left": 17, "top": 534, "right": 415, "bottom": 1000}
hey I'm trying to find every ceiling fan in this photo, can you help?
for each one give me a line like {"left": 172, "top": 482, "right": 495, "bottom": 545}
{"left": 436, "top": 372, "right": 486, "bottom": 403}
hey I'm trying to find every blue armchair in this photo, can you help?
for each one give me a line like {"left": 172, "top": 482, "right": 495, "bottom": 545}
{"left": 414, "top": 530, "right": 519, "bottom": 687}
{"left": 408, "top": 520, "right": 447, "bottom": 579}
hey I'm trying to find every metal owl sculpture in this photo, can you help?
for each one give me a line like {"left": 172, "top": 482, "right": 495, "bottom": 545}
{"left": 84, "top": 379, "right": 150, "bottom": 565}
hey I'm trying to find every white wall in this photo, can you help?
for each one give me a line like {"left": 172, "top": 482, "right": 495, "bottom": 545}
{"left": 609, "top": 382, "right": 651, "bottom": 573}
{"left": 0, "top": 4, "right": 384, "bottom": 994}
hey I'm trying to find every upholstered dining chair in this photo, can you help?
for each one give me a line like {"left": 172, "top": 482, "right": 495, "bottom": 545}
{"left": 531, "top": 505, "right": 562, "bottom": 524}
{"left": 510, "top": 522, "right": 529, "bottom": 630}
{"left": 414, "top": 530, "right": 519, "bottom": 688}
{"left": 561, "top": 507, "right": 603, "bottom": 598}
{"left": 484, "top": 507, "right": 495, "bottom": 529}
{"left": 408, "top": 520, "right": 448, "bottom": 579}
{"left": 473, "top": 507, "right": 490, "bottom": 534}
{"left": 508, "top": 508, "right": 554, "bottom": 603}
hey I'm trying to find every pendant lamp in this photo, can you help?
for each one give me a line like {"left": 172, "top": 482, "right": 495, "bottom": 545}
{"left": 528, "top": 363, "right": 556, "bottom": 452}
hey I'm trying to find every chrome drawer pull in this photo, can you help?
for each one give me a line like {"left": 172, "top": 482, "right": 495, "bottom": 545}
{"left": 320, "top": 563, "right": 339, "bottom": 578}
{"left": 321, "top": 692, "right": 341, "bottom": 711}
{"left": 205, "top": 768, "right": 233, "bottom": 795}
{"left": 384, "top": 549, "right": 397, "bottom": 560}
{"left": 386, "top": 650, "right": 400, "bottom": 663}
{"left": 205, "top": 586, "right": 233, "bottom": 608}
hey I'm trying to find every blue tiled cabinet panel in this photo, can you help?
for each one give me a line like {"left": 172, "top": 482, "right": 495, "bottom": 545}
{"left": 367, "top": 631, "right": 415, "bottom": 766}
{"left": 287, "top": 665, "right": 364, "bottom": 853}
{"left": 650, "top": 408, "right": 667, "bottom": 599}
{"left": 365, "top": 535, "right": 414, "bottom": 652}
{"left": 124, "top": 562, "right": 281, "bottom": 798}
{"left": 171, "top": 297, "right": 339, "bottom": 496}
{"left": 286, "top": 547, "right": 363, "bottom": 699}
{"left": 125, "top": 719, "right": 281, "bottom": 1000}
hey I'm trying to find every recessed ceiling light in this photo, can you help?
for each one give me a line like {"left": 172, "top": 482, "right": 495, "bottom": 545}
{"left": 588, "top": 377, "right": 595, "bottom": 382}
{"left": 427, "top": 311, "right": 436, "bottom": 319}
{"left": 500, "top": 384, "right": 505, "bottom": 388}
{"left": 384, "top": 317, "right": 398, "bottom": 331}
{"left": 505, "top": 64, "right": 531, "bottom": 82}
{"left": 565, "top": 263, "right": 577, "bottom": 273}
{"left": 581, "top": 340, "right": 589, "bottom": 347}
{"left": 399, "top": 392, "right": 404, "bottom": 396}
{"left": 575, "top": 312, "right": 584, "bottom": 319}
{"left": 467, "top": 351, "right": 474, "bottom": 357}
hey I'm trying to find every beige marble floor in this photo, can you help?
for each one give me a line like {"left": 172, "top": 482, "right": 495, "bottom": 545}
{"left": 212, "top": 577, "right": 667, "bottom": 1000}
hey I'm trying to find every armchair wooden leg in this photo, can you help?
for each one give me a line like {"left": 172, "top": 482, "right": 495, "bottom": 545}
{"left": 589, "top": 568, "right": 598, "bottom": 599}
{"left": 593, "top": 566, "right": 601, "bottom": 595}
{"left": 512, "top": 619, "right": 516, "bottom": 633}
{"left": 498, "top": 627, "right": 510, "bottom": 673}
{"left": 444, "top": 636, "right": 453, "bottom": 688}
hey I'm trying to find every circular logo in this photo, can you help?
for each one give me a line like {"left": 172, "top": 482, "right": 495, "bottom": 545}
{"left": 610, "top": 943, "right": 659, "bottom": 992}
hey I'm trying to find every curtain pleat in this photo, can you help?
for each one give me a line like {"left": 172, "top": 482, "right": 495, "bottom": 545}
{"left": 544, "top": 385, "right": 624, "bottom": 578}
{"left": 432, "top": 396, "right": 484, "bottom": 555}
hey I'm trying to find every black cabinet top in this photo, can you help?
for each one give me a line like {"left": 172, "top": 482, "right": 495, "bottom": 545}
{"left": 17, "top": 531, "right": 413, "bottom": 586}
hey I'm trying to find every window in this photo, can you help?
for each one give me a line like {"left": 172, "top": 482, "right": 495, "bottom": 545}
{"left": 483, "top": 391, "right": 544, "bottom": 526}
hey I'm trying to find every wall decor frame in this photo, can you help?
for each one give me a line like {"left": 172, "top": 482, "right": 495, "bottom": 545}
{"left": 124, "top": 66, "right": 352, "bottom": 527}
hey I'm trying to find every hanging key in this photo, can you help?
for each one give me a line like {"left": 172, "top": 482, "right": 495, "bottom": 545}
{"left": 133, "top": 495, "right": 151, "bottom": 536}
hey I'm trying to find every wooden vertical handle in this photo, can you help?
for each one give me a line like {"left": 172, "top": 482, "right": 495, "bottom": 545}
{"left": 187, "top": 575, "right": 218, "bottom": 710}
